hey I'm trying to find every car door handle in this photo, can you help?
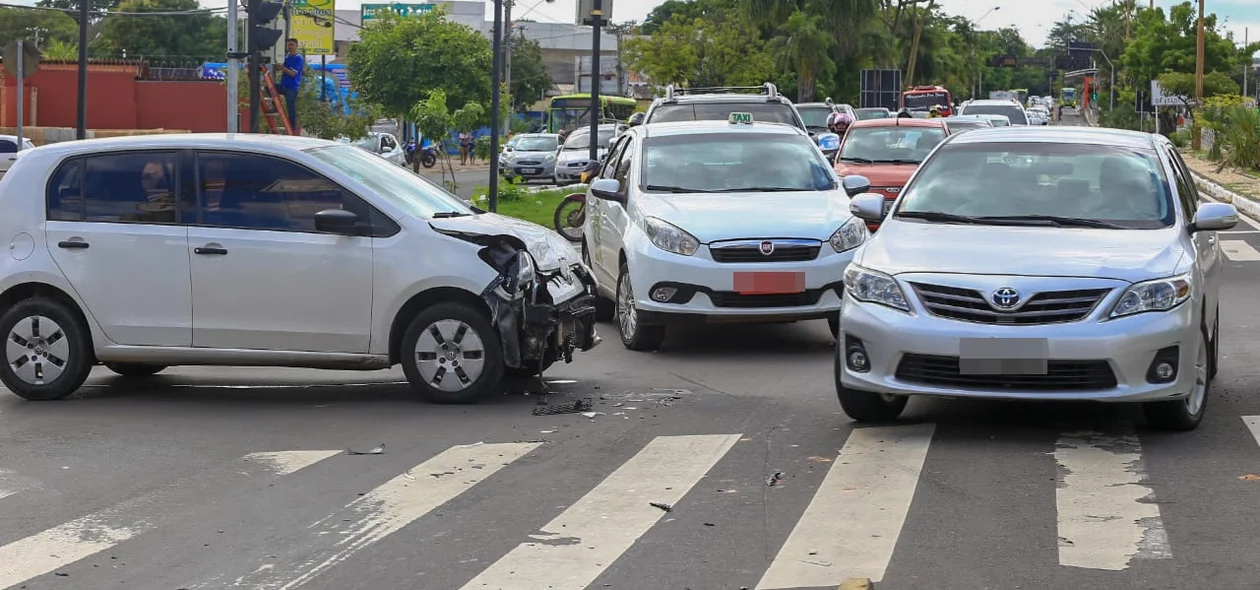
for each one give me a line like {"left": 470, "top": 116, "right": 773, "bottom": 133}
{"left": 194, "top": 246, "right": 228, "bottom": 255}
{"left": 57, "top": 240, "right": 89, "bottom": 249}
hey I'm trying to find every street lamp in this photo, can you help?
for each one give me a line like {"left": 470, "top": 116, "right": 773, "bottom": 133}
{"left": 972, "top": 6, "right": 1000, "bottom": 98}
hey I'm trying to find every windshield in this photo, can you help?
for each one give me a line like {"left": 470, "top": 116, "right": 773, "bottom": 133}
{"left": 894, "top": 142, "right": 1174, "bottom": 229}
{"left": 306, "top": 145, "right": 474, "bottom": 220}
{"left": 855, "top": 109, "right": 889, "bottom": 120}
{"left": 515, "top": 137, "right": 558, "bottom": 152}
{"left": 641, "top": 133, "right": 837, "bottom": 193}
{"left": 961, "top": 104, "right": 1028, "bottom": 125}
{"left": 837, "top": 126, "right": 947, "bottom": 164}
{"left": 946, "top": 120, "right": 992, "bottom": 132}
{"left": 648, "top": 102, "right": 800, "bottom": 127}
{"left": 351, "top": 136, "right": 377, "bottom": 151}
{"left": 563, "top": 130, "right": 616, "bottom": 150}
{"left": 797, "top": 106, "right": 833, "bottom": 129}
{"left": 904, "top": 92, "right": 949, "bottom": 110}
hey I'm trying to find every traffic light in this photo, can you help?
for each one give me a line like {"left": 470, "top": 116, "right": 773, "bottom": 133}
{"left": 248, "top": 0, "right": 285, "bottom": 54}
{"left": 1091, "top": 91, "right": 1098, "bottom": 103}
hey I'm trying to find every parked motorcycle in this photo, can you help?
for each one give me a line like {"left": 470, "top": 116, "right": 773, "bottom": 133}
{"left": 553, "top": 159, "right": 603, "bottom": 243}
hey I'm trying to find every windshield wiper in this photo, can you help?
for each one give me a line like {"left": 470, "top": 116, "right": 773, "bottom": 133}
{"left": 433, "top": 211, "right": 472, "bottom": 218}
{"left": 872, "top": 159, "right": 922, "bottom": 164}
{"left": 711, "top": 186, "right": 809, "bottom": 193}
{"left": 976, "top": 215, "right": 1128, "bottom": 228}
{"left": 839, "top": 156, "right": 874, "bottom": 164}
{"left": 896, "top": 211, "right": 989, "bottom": 225}
{"left": 644, "top": 184, "right": 712, "bottom": 193}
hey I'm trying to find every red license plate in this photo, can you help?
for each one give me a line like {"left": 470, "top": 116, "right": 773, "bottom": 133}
{"left": 733, "top": 271, "right": 805, "bottom": 295}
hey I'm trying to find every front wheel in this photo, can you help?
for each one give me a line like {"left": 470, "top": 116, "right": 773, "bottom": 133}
{"left": 554, "top": 194, "right": 585, "bottom": 243}
{"left": 615, "top": 263, "right": 665, "bottom": 351}
{"left": 400, "top": 302, "right": 504, "bottom": 404}
{"left": 834, "top": 349, "right": 907, "bottom": 422}
{"left": 0, "top": 299, "right": 93, "bottom": 400}
{"left": 421, "top": 152, "right": 437, "bottom": 168}
{"left": 1142, "top": 323, "right": 1211, "bottom": 431}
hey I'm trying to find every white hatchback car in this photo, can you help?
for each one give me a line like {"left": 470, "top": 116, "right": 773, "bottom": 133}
{"left": 0, "top": 134, "right": 600, "bottom": 403}
{"left": 581, "top": 116, "right": 871, "bottom": 350}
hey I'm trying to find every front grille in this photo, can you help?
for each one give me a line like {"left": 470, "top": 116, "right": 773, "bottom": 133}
{"left": 910, "top": 283, "right": 1109, "bottom": 325}
{"left": 517, "top": 160, "right": 541, "bottom": 165}
{"left": 709, "top": 242, "right": 821, "bottom": 263}
{"left": 895, "top": 354, "right": 1117, "bottom": 391}
{"left": 707, "top": 289, "right": 825, "bottom": 308}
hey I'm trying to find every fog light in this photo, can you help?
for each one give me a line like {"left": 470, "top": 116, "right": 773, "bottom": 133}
{"left": 848, "top": 350, "right": 869, "bottom": 371}
{"left": 651, "top": 287, "right": 677, "bottom": 302}
{"left": 843, "top": 335, "right": 870, "bottom": 373}
{"left": 1154, "top": 362, "right": 1174, "bottom": 380}
{"left": 1145, "top": 346, "right": 1179, "bottom": 383}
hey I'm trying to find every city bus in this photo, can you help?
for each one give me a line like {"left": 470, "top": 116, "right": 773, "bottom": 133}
{"left": 546, "top": 94, "right": 638, "bottom": 134}
{"left": 900, "top": 85, "right": 953, "bottom": 115}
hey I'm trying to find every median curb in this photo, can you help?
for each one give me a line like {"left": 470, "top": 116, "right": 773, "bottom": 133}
{"left": 1191, "top": 169, "right": 1260, "bottom": 222}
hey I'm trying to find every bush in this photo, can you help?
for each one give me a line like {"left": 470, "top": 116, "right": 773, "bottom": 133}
{"left": 1169, "top": 129, "right": 1191, "bottom": 148}
{"left": 472, "top": 177, "right": 529, "bottom": 202}
{"left": 1215, "top": 106, "right": 1260, "bottom": 172}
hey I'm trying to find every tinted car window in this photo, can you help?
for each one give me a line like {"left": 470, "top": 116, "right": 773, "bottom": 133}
{"left": 895, "top": 142, "right": 1174, "bottom": 229}
{"left": 648, "top": 102, "right": 800, "bottom": 127}
{"left": 960, "top": 104, "right": 1028, "bottom": 125}
{"left": 196, "top": 152, "right": 351, "bottom": 232}
{"left": 838, "top": 127, "right": 947, "bottom": 164}
{"left": 0, "top": 140, "right": 16, "bottom": 154}
{"left": 48, "top": 152, "right": 180, "bottom": 224}
{"left": 515, "top": 137, "right": 559, "bottom": 152}
{"left": 797, "top": 106, "right": 833, "bottom": 129}
{"left": 306, "top": 144, "right": 474, "bottom": 220}
{"left": 641, "top": 133, "right": 836, "bottom": 193}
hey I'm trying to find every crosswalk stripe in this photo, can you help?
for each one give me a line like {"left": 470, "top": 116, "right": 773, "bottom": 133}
{"left": 1054, "top": 432, "right": 1171, "bottom": 570}
{"left": 201, "top": 441, "right": 542, "bottom": 590}
{"left": 1220, "top": 239, "right": 1260, "bottom": 261}
{"left": 0, "top": 469, "right": 37, "bottom": 501}
{"left": 0, "top": 450, "right": 340, "bottom": 590}
{"left": 755, "top": 424, "right": 935, "bottom": 589}
{"left": 1243, "top": 416, "right": 1260, "bottom": 447}
{"left": 458, "top": 434, "right": 741, "bottom": 590}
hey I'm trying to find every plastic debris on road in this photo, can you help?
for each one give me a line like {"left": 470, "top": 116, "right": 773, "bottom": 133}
{"left": 347, "top": 443, "right": 385, "bottom": 455}
{"left": 531, "top": 398, "right": 593, "bottom": 416}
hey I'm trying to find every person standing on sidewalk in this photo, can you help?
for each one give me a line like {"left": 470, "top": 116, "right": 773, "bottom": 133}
{"left": 279, "top": 38, "right": 304, "bottom": 134}
{"left": 459, "top": 131, "right": 472, "bottom": 165}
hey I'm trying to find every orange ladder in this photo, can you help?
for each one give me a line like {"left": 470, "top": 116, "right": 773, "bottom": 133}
{"left": 260, "top": 67, "right": 295, "bottom": 135}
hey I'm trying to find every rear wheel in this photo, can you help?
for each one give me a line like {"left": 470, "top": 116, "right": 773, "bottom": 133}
{"left": 553, "top": 194, "right": 585, "bottom": 243}
{"left": 400, "top": 302, "right": 504, "bottom": 404}
{"left": 104, "top": 363, "right": 166, "bottom": 377}
{"left": 1143, "top": 323, "right": 1211, "bottom": 431}
{"left": 0, "top": 299, "right": 93, "bottom": 401}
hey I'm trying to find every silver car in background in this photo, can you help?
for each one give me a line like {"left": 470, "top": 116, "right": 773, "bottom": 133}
{"left": 500, "top": 133, "right": 560, "bottom": 182}
{"left": 837, "top": 126, "right": 1238, "bottom": 431}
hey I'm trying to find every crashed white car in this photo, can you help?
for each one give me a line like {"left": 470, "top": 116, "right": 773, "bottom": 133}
{"left": 0, "top": 133, "right": 599, "bottom": 403}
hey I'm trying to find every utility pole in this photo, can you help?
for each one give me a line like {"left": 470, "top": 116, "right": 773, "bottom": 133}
{"left": 75, "top": 0, "right": 88, "bottom": 139}
{"left": 502, "top": 0, "right": 513, "bottom": 135}
{"left": 1193, "top": 0, "right": 1204, "bottom": 150}
{"left": 227, "top": 0, "right": 240, "bottom": 132}
{"left": 905, "top": 0, "right": 935, "bottom": 87}
{"left": 488, "top": 0, "right": 504, "bottom": 212}
{"left": 586, "top": 0, "right": 604, "bottom": 163}
{"left": 1244, "top": 27, "right": 1249, "bottom": 102}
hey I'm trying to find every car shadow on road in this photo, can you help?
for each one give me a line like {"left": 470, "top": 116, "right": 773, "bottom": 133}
{"left": 606, "top": 319, "right": 838, "bottom": 358}
{"left": 905, "top": 395, "right": 1151, "bottom": 436}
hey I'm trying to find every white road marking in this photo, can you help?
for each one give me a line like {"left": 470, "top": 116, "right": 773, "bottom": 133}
{"left": 1220, "top": 239, "right": 1260, "bottom": 261}
{"left": 0, "top": 451, "right": 340, "bottom": 590}
{"left": 241, "top": 450, "right": 343, "bottom": 476}
{"left": 1242, "top": 416, "right": 1260, "bottom": 448}
{"left": 755, "top": 424, "right": 935, "bottom": 589}
{"left": 1054, "top": 432, "right": 1171, "bottom": 570}
{"left": 0, "top": 469, "right": 38, "bottom": 501}
{"left": 1221, "top": 230, "right": 1260, "bottom": 235}
{"left": 459, "top": 434, "right": 741, "bottom": 590}
{"left": 211, "top": 441, "right": 541, "bottom": 590}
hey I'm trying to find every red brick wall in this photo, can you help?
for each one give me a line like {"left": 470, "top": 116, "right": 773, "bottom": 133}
{"left": 135, "top": 80, "right": 227, "bottom": 132}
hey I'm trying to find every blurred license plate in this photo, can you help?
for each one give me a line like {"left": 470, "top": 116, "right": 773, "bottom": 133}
{"left": 733, "top": 272, "right": 805, "bottom": 295}
{"left": 958, "top": 337, "right": 1049, "bottom": 375}
{"left": 520, "top": 168, "right": 540, "bottom": 175}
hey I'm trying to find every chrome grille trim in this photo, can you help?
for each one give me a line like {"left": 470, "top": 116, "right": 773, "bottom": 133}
{"left": 909, "top": 282, "right": 1110, "bottom": 325}
{"left": 708, "top": 238, "right": 822, "bottom": 263}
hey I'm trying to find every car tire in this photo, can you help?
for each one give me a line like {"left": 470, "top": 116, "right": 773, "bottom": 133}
{"left": 615, "top": 263, "right": 665, "bottom": 351}
{"left": 1143, "top": 322, "right": 1212, "bottom": 431}
{"left": 834, "top": 347, "right": 907, "bottom": 422}
{"left": 400, "top": 302, "right": 504, "bottom": 404}
{"left": 0, "top": 298, "right": 93, "bottom": 401}
{"left": 104, "top": 363, "right": 167, "bottom": 377}
{"left": 582, "top": 242, "right": 615, "bottom": 322}
{"left": 827, "top": 316, "right": 840, "bottom": 338}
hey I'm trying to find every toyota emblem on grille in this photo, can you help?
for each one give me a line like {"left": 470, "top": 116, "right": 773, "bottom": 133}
{"left": 991, "top": 287, "right": 1021, "bottom": 309}
{"left": 759, "top": 240, "right": 775, "bottom": 255}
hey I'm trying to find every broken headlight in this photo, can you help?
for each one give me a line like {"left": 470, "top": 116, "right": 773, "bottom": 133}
{"left": 513, "top": 250, "right": 536, "bottom": 292}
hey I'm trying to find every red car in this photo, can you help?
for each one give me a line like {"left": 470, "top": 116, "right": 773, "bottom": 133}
{"left": 833, "top": 117, "right": 952, "bottom": 231}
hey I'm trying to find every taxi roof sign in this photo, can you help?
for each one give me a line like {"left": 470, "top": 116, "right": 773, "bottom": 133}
{"left": 728, "top": 112, "right": 753, "bottom": 125}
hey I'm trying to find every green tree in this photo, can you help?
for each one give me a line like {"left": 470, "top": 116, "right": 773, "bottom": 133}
{"left": 347, "top": 8, "right": 491, "bottom": 118}
{"left": 1122, "top": 2, "right": 1238, "bottom": 88}
{"left": 1156, "top": 71, "right": 1239, "bottom": 109}
{"left": 0, "top": 7, "right": 80, "bottom": 48}
{"left": 622, "top": 15, "right": 773, "bottom": 91}
{"left": 94, "top": 0, "right": 227, "bottom": 60}
{"left": 508, "top": 34, "right": 550, "bottom": 111}
{"left": 36, "top": 0, "right": 120, "bottom": 13}
{"left": 767, "top": 10, "right": 833, "bottom": 101}
{"left": 640, "top": 0, "right": 737, "bottom": 35}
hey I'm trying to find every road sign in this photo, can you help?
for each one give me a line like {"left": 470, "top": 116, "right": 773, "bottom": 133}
{"left": 576, "top": 0, "right": 614, "bottom": 25}
{"left": 361, "top": 3, "right": 434, "bottom": 21}
{"left": 3, "top": 40, "right": 40, "bottom": 79}
{"left": 859, "top": 69, "right": 901, "bottom": 111}
{"left": 292, "top": 0, "right": 335, "bottom": 55}
{"left": 1019, "top": 57, "right": 1051, "bottom": 67}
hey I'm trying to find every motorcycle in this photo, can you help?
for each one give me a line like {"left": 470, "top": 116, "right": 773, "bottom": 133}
{"left": 553, "top": 159, "right": 603, "bottom": 243}
{"left": 404, "top": 141, "right": 438, "bottom": 169}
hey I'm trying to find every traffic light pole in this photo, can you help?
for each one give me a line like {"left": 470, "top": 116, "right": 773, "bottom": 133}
{"left": 248, "top": 26, "right": 261, "bottom": 133}
{"left": 244, "top": 0, "right": 284, "bottom": 133}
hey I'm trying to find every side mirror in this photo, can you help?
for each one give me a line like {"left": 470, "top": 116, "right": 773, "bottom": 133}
{"left": 313, "top": 208, "right": 360, "bottom": 233}
{"left": 1190, "top": 202, "right": 1239, "bottom": 232}
{"left": 841, "top": 174, "right": 872, "bottom": 198}
{"left": 628, "top": 112, "right": 645, "bottom": 126}
{"left": 849, "top": 193, "right": 886, "bottom": 221}
{"left": 590, "top": 178, "right": 625, "bottom": 203}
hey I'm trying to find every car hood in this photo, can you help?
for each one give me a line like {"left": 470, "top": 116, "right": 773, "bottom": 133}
{"left": 557, "top": 148, "right": 606, "bottom": 164}
{"left": 429, "top": 213, "right": 581, "bottom": 271}
{"left": 505, "top": 150, "right": 555, "bottom": 160}
{"left": 834, "top": 162, "right": 920, "bottom": 188}
{"left": 636, "top": 190, "right": 855, "bottom": 243}
{"left": 857, "top": 221, "right": 1186, "bottom": 282}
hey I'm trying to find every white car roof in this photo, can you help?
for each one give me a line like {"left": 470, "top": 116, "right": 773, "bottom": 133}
{"left": 21, "top": 133, "right": 338, "bottom": 160}
{"left": 639, "top": 120, "right": 808, "bottom": 138}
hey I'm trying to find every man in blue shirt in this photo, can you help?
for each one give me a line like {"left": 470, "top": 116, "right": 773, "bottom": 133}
{"left": 279, "top": 38, "right": 303, "bottom": 133}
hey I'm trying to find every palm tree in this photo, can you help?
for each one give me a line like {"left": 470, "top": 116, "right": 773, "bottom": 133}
{"left": 769, "top": 9, "right": 835, "bottom": 101}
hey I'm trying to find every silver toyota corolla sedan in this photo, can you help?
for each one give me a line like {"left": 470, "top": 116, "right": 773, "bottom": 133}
{"left": 837, "top": 126, "right": 1239, "bottom": 431}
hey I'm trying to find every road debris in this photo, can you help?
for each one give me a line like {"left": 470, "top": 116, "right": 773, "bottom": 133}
{"left": 580, "top": 411, "right": 605, "bottom": 419}
{"left": 347, "top": 443, "right": 385, "bottom": 455}
{"left": 767, "top": 471, "right": 784, "bottom": 487}
{"left": 540, "top": 430, "right": 557, "bottom": 434}
{"left": 806, "top": 456, "right": 833, "bottom": 463}
{"left": 1239, "top": 474, "right": 1260, "bottom": 481}
{"left": 703, "top": 522, "right": 715, "bottom": 527}
{"left": 532, "top": 398, "right": 593, "bottom": 416}
{"left": 649, "top": 501, "right": 673, "bottom": 512}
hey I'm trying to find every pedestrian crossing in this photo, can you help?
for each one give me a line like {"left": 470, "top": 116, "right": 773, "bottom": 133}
{"left": 1220, "top": 238, "right": 1260, "bottom": 261}
{"left": 2, "top": 419, "right": 1260, "bottom": 590}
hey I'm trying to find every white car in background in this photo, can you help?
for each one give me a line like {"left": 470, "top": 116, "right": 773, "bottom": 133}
{"left": 0, "top": 133, "right": 600, "bottom": 403}
{"left": 347, "top": 131, "right": 406, "bottom": 166}
{"left": 958, "top": 99, "right": 1030, "bottom": 125}
{"left": 0, "top": 135, "right": 37, "bottom": 178}
{"left": 581, "top": 115, "right": 871, "bottom": 350}
{"left": 555, "top": 124, "right": 623, "bottom": 185}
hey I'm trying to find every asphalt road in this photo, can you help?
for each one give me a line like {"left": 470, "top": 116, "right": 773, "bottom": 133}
{"left": 4, "top": 112, "right": 1260, "bottom": 590}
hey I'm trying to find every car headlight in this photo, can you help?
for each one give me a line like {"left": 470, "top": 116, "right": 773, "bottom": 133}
{"left": 545, "top": 153, "right": 556, "bottom": 161}
{"left": 643, "top": 217, "right": 700, "bottom": 256}
{"left": 830, "top": 217, "right": 868, "bottom": 252}
{"left": 514, "top": 250, "right": 536, "bottom": 290}
{"left": 844, "top": 265, "right": 910, "bottom": 312}
{"left": 1108, "top": 273, "right": 1191, "bottom": 318}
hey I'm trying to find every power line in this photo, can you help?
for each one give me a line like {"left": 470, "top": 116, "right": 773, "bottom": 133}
{"left": 0, "top": 2, "right": 227, "bottom": 16}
